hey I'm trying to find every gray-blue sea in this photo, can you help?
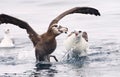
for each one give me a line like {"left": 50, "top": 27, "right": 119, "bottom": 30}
{"left": 0, "top": 0, "right": 120, "bottom": 77}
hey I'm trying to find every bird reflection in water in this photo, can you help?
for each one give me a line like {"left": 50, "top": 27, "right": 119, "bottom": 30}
{"left": 31, "top": 62, "right": 57, "bottom": 77}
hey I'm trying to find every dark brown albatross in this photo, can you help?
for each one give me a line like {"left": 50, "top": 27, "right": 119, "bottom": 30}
{"left": 0, "top": 7, "right": 100, "bottom": 62}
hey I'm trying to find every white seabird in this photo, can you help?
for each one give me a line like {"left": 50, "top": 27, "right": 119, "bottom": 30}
{"left": 64, "top": 30, "right": 89, "bottom": 57}
{"left": 0, "top": 29, "right": 15, "bottom": 48}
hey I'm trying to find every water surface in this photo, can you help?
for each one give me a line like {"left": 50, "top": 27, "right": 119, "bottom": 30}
{"left": 0, "top": 0, "right": 120, "bottom": 77}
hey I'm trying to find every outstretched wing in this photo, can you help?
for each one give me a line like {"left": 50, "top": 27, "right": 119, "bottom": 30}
{"left": 82, "top": 32, "right": 88, "bottom": 42}
{"left": 49, "top": 7, "right": 100, "bottom": 27}
{"left": 0, "top": 14, "right": 39, "bottom": 46}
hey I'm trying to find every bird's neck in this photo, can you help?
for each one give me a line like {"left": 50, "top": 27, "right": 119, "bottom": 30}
{"left": 47, "top": 29, "right": 57, "bottom": 37}
{"left": 42, "top": 32, "right": 56, "bottom": 42}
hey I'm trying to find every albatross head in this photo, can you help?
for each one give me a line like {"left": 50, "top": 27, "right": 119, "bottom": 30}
{"left": 68, "top": 30, "right": 82, "bottom": 39}
{"left": 67, "top": 30, "right": 88, "bottom": 42}
{"left": 50, "top": 24, "right": 68, "bottom": 36}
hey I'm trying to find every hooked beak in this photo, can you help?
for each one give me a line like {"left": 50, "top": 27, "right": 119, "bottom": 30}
{"left": 75, "top": 32, "right": 78, "bottom": 36}
{"left": 59, "top": 26, "right": 68, "bottom": 34}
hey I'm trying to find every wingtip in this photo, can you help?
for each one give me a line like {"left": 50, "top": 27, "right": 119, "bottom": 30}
{"left": 97, "top": 12, "right": 101, "bottom": 16}
{"left": 95, "top": 13, "right": 101, "bottom": 16}
{"left": 88, "top": 7, "right": 101, "bottom": 16}
{"left": 97, "top": 9, "right": 101, "bottom": 16}
{"left": 94, "top": 9, "right": 101, "bottom": 16}
{"left": 98, "top": 12, "right": 101, "bottom": 16}
{"left": 74, "top": 7, "right": 101, "bottom": 16}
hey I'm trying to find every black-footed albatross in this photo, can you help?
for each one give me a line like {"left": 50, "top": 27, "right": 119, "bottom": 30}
{"left": 0, "top": 7, "right": 100, "bottom": 62}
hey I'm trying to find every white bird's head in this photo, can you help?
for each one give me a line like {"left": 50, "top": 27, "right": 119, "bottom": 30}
{"left": 68, "top": 30, "right": 82, "bottom": 38}
{"left": 67, "top": 30, "right": 88, "bottom": 42}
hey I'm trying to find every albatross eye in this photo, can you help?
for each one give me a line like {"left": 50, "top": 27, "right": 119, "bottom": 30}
{"left": 79, "top": 31, "right": 82, "bottom": 33}
{"left": 54, "top": 25, "right": 58, "bottom": 27}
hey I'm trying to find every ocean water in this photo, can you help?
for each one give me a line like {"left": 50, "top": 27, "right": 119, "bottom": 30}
{"left": 0, "top": 0, "right": 120, "bottom": 77}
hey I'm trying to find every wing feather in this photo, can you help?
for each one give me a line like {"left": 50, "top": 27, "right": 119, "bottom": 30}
{"left": 49, "top": 7, "right": 100, "bottom": 27}
{"left": 82, "top": 32, "right": 88, "bottom": 42}
{"left": 0, "top": 14, "right": 39, "bottom": 46}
